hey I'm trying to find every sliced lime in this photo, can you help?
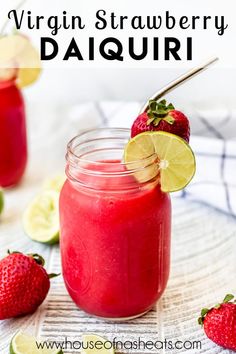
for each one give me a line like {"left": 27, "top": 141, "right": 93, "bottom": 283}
{"left": 43, "top": 175, "right": 65, "bottom": 192}
{"left": 0, "top": 34, "right": 41, "bottom": 88}
{"left": 23, "top": 190, "right": 60, "bottom": 244}
{"left": 82, "top": 334, "right": 114, "bottom": 354}
{"left": 0, "top": 189, "right": 4, "bottom": 215}
{"left": 10, "top": 331, "right": 63, "bottom": 354}
{"left": 124, "top": 131, "right": 196, "bottom": 192}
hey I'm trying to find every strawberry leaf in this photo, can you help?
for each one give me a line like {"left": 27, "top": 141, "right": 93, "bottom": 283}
{"left": 163, "top": 115, "right": 175, "bottom": 125}
{"left": 167, "top": 103, "right": 175, "bottom": 110}
{"left": 146, "top": 99, "right": 175, "bottom": 128}
{"left": 198, "top": 317, "right": 204, "bottom": 326}
{"left": 159, "top": 99, "right": 167, "bottom": 106}
{"left": 48, "top": 273, "right": 60, "bottom": 279}
{"left": 153, "top": 118, "right": 162, "bottom": 126}
{"left": 28, "top": 253, "right": 45, "bottom": 266}
{"left": 149, "top": 100, "right": 157, "bottom": 111}
{"left": 223, "top": 294, "right": 234, "bottom": 303}
{"left": 7, "top": 250, "right": 21, "bottom": 255}
{"left": 214, "top": 303, "right": 221, "bottom": 309}
{"left": 198, "top": 308, "right": 210, "bottom": 326}
{"left": 147, "top": 117, "right": 155, "bottom": 125}
{"left": 201, "top": 308, "right": 209, "bottom": 317}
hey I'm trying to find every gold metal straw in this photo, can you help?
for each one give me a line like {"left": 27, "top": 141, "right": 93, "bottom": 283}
{"left": 139, "top": 57, "right": 219, "bottom": 113}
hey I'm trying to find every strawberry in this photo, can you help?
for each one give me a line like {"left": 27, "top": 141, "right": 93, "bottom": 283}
{"left": 131, "top": 99, "right": 190, "bottom": 142}
{"left": 198, "top": 294, "right": 236, "bottom": 351}
{"left": 0, "top": 251, "right": 58, "bottom": 320}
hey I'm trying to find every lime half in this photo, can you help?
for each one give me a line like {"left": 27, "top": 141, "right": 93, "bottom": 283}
{"left": 10, "top": 331, "right": 63, "bottom": 354}
{"left": 0, "top": 34, "right": 41, "bottom": 88}
{"left": 124, "top": 131, "right": 196, "bottom": 192}
{"left": 82, "top": 334, "right": 114, "bottom": 354}
{"left": 23, "top": 190, "right": 60, "bottom": 244}
{"left": 0, "top": 189, "right": 4, "bottom": 215}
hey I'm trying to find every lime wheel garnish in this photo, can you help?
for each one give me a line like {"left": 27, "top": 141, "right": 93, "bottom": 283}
{"left": 124, "top": 131, "right": 196, "bottom": 192}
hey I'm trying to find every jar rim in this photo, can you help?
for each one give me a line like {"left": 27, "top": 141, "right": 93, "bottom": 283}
{"left": 66, "top": 127, "right": 158, "bottom": 176}
{"left": 66, "top": 128, "right": 160, "bottom": 190}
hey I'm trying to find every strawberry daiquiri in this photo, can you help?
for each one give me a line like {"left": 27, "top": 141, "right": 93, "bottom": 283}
{"left": 60, "top": 128, "right": 171, "bottom": 319}
{"left": 0, "top": 33, "right": 41, "bottom": 187}
{"left": 0, "top": 80, "right": 27, "bottom": 187}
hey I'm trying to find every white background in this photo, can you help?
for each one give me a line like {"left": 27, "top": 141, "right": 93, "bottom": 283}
{"left": 1, "top": 0, "right": 236, "bottom": 106}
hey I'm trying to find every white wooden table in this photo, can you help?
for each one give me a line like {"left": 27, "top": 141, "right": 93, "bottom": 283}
{"left": 0, "top": 102, "right": 236, "bottom": 353}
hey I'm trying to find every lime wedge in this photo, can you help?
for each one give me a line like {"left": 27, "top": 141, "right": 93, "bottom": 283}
{"left": 0, "top": 189, "right": 4, "bottom": 215}
{"left": 23, "top": 190, "right": 60, "bottom": 244}
{"left": 82, "top": 334, "right": 114, "bottom": 354}
{"left": 124, "top": 131, "right": 196, "bottom": 192}
{"left": 43, "top": 175, "right": 65, "bottom": 192}
{"left": 10, "top": 331, "right": 63, "bottom": 354}
{"left": 0, "top": 34, "right": 41, "bottom": 88}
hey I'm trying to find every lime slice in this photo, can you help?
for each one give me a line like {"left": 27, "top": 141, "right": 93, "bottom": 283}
{"left": 0, "top": 189, "right": 4, "bottom": 215}
{"left": 23, "top": 190, "right": 60, "bottom": 244}
{"left": 124, "top": 131, "right": 196, "bottom": 192}
{"left": 0, "top": 34, "right": 41, "bottom": 88}
{"left": 82, "top": 334, "right": 114, "bottom": 354}
{"left": 43, "top": 175, "right": 65, "bottom": 192}
{"left": 10, "top": 331, "right": 63, "bottom": 354}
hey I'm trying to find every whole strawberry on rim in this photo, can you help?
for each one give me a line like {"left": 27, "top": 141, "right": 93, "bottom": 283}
{"left": 199, "top": 294, "right": 236, "bottom": 351}
{"left": 0, "top": 251, "right": 58, "bottom": 320}
{"left": 131, "top": 99, "right": 190, "bottom": 142}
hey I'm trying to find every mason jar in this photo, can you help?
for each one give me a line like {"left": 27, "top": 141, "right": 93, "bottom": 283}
{"left": 60, "top": 128, "right": 171, "bottom": 320}
{"left": 0, "top": 79, "right": 27, "bottom": 187}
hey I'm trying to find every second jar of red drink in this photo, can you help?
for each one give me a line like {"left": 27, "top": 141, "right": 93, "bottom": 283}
{"left": 60, "top": 128, "right": 171, "bottom": 320}
{"left": 0, "top": 80, "right": 27, "bottom": 187}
